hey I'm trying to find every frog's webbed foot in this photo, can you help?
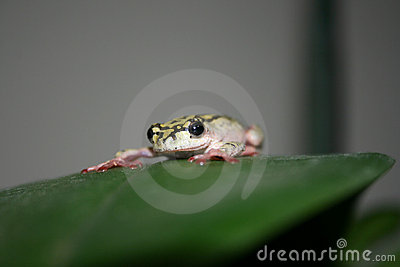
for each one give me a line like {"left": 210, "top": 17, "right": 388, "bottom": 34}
{"left": 81, "top": 158, "right": 143, "bottom": 173}
{"left": 81, "top": 147, "right": 154, "bottom": 173}
{"left": 188, "top": 149, "right": 239, "bottom": 165}
{"left": 240, "top": 145, "right": 259, "bottom": 157}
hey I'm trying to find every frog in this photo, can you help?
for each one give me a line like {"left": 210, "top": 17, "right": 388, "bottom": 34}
{"left": 81, "top": 114, "right": 264, "bottom": 173}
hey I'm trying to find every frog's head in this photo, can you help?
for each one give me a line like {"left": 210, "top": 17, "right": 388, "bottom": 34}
{"left": 146, "top": 115, "right": 212, "bottom": 153}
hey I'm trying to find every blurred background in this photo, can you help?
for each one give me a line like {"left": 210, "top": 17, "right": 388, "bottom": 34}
{"left": 0, "top": 0, "right": 398, "bottom": 218}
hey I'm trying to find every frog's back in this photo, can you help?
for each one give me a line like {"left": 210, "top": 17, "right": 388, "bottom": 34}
{"left": 202, "top": 114, "right": 246, "bottom": 143}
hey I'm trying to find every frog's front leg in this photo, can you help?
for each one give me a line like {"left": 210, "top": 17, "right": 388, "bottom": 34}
{"left": 188, "top": 141, "right": 245, "bottom": 165}
{"left": 81, "top": 147, "right": 155, "bottom": 173}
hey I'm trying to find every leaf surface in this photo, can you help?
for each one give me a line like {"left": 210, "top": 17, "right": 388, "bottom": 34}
{"left": 0, "top": 153, "right": 394, "bottom": 266}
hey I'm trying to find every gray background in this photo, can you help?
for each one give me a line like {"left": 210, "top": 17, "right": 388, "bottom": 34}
{"left": 0, "top": 0, "right": 398, "bottom": 214}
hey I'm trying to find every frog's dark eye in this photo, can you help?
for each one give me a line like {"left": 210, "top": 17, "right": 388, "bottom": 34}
{"left": 147, "top": 127, "right": 155, "bottom": 143}
{"left": 189, "top": 121, "right": 204, "bottom": 136}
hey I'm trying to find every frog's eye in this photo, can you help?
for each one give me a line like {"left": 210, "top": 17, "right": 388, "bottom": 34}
{"left": 147, "top": 127, "right": 155, "bottom": 143}
{"left": 188, "top": 121, "right": 204, "bottom": 136}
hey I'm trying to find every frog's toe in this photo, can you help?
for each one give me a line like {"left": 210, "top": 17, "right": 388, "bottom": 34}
{"left": 240, "top": 145, "right": 259, "bottom": 157}
{"left": 188, "top": 156, "right": 207, "bottom": 165}
{"left": 81, "top": 158, "right": 143, "bottom": 173}
{"left": 126, "top": 159, "right": 143, "bottom": 169}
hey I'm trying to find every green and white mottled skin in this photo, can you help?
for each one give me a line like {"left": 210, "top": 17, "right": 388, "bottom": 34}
{"left": 82, "top": 114, "right": 264, "bottom": 173}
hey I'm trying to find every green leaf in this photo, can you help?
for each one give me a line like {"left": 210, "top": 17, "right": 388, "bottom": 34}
{"left": 344, "top": 208, "right": 400, "bottom": 267}
{"left": 0, "top": 153, "right": 394, "bottom": 266}
{"left": 346, "top": 208, "right": 400, "bottom": 251}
